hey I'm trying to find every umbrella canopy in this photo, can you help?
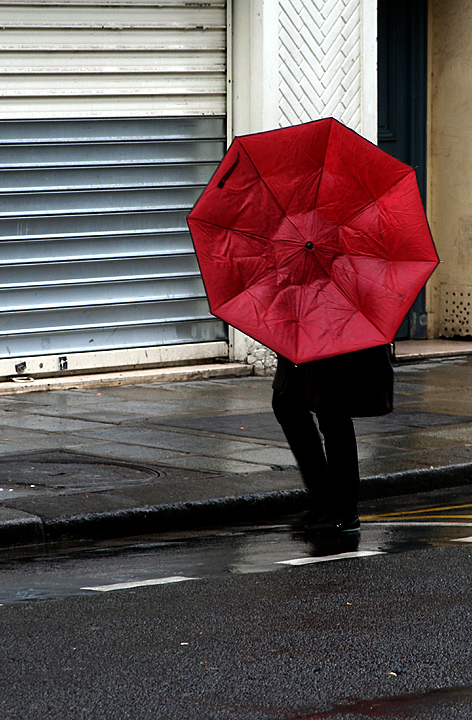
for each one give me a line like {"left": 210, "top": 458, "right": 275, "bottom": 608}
{"left": 187, "top": 118, "right": 439, "bottom": 364}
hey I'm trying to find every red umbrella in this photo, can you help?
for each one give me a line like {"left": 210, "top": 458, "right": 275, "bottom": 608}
{"left": 187, "top": 118, "right": 439, "bottom": 364}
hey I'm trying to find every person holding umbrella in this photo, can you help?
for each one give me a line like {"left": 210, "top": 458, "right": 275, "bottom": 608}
{"left": 188, "top": 118, "right": 439, "bottom": 534}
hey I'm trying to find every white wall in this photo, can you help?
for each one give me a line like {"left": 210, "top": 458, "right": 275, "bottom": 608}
{"left": 230, "top": 0, "right": 378, "bottom": 373}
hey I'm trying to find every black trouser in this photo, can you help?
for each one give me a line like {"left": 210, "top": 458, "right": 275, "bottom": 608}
{"left": 272, "top": 390, "right": 360, "bottom": 519}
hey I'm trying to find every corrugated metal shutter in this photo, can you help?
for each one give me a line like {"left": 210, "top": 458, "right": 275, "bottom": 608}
{"left": 0, "top": 0, "right": 226, "bottom": 119}
{"left": 0, "top": 116, "right": 227, "bottom": 359}
{"left": 0, "top": 0, "right": 228, "bottom": 364}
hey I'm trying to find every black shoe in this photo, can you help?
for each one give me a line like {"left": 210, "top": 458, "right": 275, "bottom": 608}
{"left": 295, "top": 513, "right": 360, "bottom": 534}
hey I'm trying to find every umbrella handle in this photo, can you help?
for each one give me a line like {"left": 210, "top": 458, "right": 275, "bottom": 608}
{"left": 217, "top": 154, "right": 240, "bottom": 188}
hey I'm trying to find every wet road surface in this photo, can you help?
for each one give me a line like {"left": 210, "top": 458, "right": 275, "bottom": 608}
{"left": 2, "top": 486, "right": 472, "bottom": 606}
{"left": 2, "top": 488, "right": 472, "bottom": 719}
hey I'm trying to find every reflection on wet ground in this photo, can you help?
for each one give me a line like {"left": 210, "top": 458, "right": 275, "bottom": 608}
{"left": 3, "top": 493, "right": 472, "bottom": 604}
{"left": 215, "top": 515, "right": 472, "bottom": 576}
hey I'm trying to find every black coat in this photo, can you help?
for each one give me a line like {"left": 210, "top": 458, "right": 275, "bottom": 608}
{"left": 272, "top": 345, "right": 394, "bottom": 418}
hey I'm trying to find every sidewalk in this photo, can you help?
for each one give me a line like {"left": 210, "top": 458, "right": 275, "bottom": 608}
{"left": 1, "top": 340, "right": 472, "bottom": 551}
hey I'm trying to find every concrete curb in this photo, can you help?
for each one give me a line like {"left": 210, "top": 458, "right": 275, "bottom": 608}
{"left": 359, "top": 463, "right": 472, "bottom": 500}
{"left": 0, "top": 362, "right": 253, "bottom": 395}
{"left": 2, "top": 339, "right": 471, "bottom": 396}
{"left": 393, "top": 340, "right": 472, "bottom": 363}
{"left": 0, "top": 514, "right": 45, "bottom": 548}
{"left": 5, "top": 462, "right": 472, "bottom": 551}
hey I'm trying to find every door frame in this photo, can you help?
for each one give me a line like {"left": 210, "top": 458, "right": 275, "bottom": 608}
{"left": 377, "top": 0, "right": 429, "bottom": 339}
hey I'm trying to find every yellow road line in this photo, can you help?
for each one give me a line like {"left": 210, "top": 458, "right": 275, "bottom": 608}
{"left": 362, "top": 514, "right": 472, "bottom": 521}
{"left": 361, "top": 503, "right": 472, "bottom": 521}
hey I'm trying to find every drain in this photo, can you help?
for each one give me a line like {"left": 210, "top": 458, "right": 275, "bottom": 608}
{"left": 0, "top": 450, "right": 160, "bottom": 492}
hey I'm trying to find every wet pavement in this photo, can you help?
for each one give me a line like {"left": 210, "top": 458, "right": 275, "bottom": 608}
{"left": 1, "top": 351, "right": 472, "bottom": 549}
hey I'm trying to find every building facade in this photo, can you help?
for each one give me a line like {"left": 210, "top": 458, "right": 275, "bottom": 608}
{"left": 0, "top": 0, "right": 462, "bottom": 379}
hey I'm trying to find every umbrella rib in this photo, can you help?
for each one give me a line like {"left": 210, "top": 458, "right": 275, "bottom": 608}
{"left": 344, "top": 299, "right": 390, "bottom": 340}
{"left": 189, "top": 217, "right": 272, "bottom": 245}
{"left": 237, "top": 141, "right": 307, "bottom": 245}
{"left": 340, "top": 168, "right": 417, "bottom": 230}
{"left": 310, "top": 253, "right": 392, "bottom": 340}
{"left": 213, "top": 282, "right": 275, "bottom": 332}
{"left": 311, "top": 117, "right": 334, "bottom": 213}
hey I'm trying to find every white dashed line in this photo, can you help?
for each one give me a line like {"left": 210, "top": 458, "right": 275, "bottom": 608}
{"left": 81, "top": 548, "right": 388, "bottom": 594}
{"left": 451, "top": 536, "right": 472, "bottom": 543}
{"left": 276, "top": 550, "right": 384, "bottom": 566}
{"left": 82, "top": 576, "right": 199, "bottom": 592}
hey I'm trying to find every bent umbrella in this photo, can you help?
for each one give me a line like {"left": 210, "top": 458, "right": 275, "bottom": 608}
{"left": 187, "top": 118, "right": 439, "bottom": 364}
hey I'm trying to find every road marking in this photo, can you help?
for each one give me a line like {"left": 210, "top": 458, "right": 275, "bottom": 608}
{"left": 362, "top": 503, "right": 472, "bottom": 521}
{"left": 362, "top": 520, "right": 472, "bottom": 527}
{"left": 389, "top": 515, "right": 472, "bottom": 520}
{"left": 82, "top": 576, "right": 198, "bottom": 593}
{"left": 452, "top": 536, "right": 472, "bottom": 543}
{"left": 365, "top": 514, "right": 472, "bottom": 521}
{"left": 276, "top": 550, "right": 384, "bottom": 566}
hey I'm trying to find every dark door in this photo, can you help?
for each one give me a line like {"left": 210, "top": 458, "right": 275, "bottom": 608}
{"left": 377, "top": 0, "right": 428, "bottom": 339}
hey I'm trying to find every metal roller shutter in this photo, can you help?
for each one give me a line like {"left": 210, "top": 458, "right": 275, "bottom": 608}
{"left": 0, "top": 0, "right": 227, "bottom": 119}
{"left": 0, "top": 116, "right": 227, "bottom": 361}
{"left": 0, "top": 0, "right": 228, "bottom": 370}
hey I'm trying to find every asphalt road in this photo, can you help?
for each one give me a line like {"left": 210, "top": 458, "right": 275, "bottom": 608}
{"left": 2, "top": 487, "right": 472, "bottom": 719}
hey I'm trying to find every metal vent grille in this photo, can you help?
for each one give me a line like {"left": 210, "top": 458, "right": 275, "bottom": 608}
{"left": 0, "top": 116, "right": 227, "bottom": 360}
{"left": 440, "top": 286, "right": 472, "bottom": 337}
